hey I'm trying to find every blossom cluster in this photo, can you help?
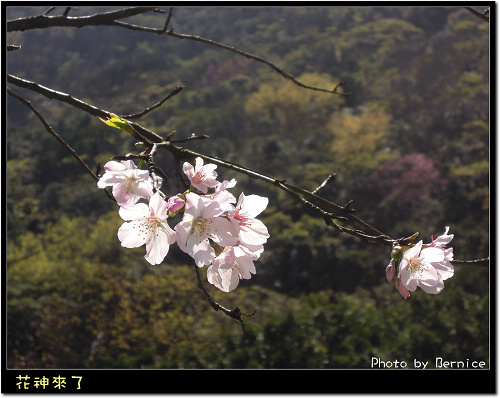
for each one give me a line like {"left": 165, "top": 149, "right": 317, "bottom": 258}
{"left": 98, "top": 156, "right": 269, "bottom": 292}
{"left": 386, "top": 227, "right": 454, "bottom": 299}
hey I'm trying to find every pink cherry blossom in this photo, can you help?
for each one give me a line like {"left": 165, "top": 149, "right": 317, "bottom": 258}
{"left": 117, "top": 192, "right": 176, "bottom": 265}
{"left": 183, "top": 157, "right": 219, "bottom": 193}
{"left": 398, "top": 240, "right": 448, "bottom": 295}
{"left": 175, "top": 192, "right": 239, "bottom": 267}
{"left": 97, "top": 159, "right": 160, "bottom": 206}
{"left": 207, "top": 244, "right": 261, "bottom": 292}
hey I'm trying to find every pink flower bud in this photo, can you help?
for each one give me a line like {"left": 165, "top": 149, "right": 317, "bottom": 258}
{"left": 386, "top": 260, "right": 396, "bottom": 282}
{"left": 167, "top": 196, "right": 185, "bottom": 213}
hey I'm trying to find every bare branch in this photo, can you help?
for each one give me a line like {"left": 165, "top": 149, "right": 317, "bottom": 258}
{"left": 8, "top": 7, "right": 351, "bottom": 96}
{"left": 193, "top": 263, "right": 255, "bottom": 332}
{"left": 164, "top": 29, "right": 353, "bottom": 96}
{"left": 7, "top": 74, "right": 164, "bottom": 144}
{"left": 158, "top": 140, "right": 388, "bottom": 240}
{"left": 452, "top": 258, "right": 489, "bottom": 267}
{"left": 7, "top": 7, "right": 162, "bottom": 32}
{"left": 465, "top": 6, "right": 489, "bottom": 23}
{"left": 121, "top": 85, "right": 185, "bottom": 120}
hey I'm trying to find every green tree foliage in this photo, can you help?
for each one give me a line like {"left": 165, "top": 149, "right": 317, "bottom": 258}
{"left": 6, "top": 6, "right": 489, "bottom": 369}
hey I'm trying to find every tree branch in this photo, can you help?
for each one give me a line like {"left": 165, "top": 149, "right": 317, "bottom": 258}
{"left": 120, "top": 85, "right": 185, "bottom": 120}
{"left": 465, "top": 6, "right": 489, "bottom": 23}
{"left": 193, "top": 263, "right": 256, "bottom": 332}
{"left": 452, "top": 258, "right": 489, "bottom": 267}
{"left": 7, "top": 74, "right": 164, "bottom": 144}
{"left": 7, "top": 7, "right": 163, "bottom": 32}
{"left": 7, "top": 7, "right": 351, "bottom": 96}
{"left": 6, "top": 7, "right": 488, "bottom": 266}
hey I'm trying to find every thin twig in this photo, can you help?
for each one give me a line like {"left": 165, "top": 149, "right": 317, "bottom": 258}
{"left": 159, "top": 141, "right": 389, "bottom": 240}
{"left": 312, "top": 173, "right": 336, "bottom": 195}
{"left": 161, "top": 7, "right": 173, "bottom": 33}
{"left": 193, "top": 263, "right": 255, "bottom": 332}
{"left": 8, "top": 6, "right": 351, "bottom": 96}
{"left": 116, "top": 20, "right": 353, "bottom": 96}
{"left": 121, "top": 85, "right": 185, "bottom": 120}
{"left": 452, "top": 258, "right": 489, "bottom": 267}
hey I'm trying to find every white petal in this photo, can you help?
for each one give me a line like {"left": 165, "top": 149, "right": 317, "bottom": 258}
{"left": 420, "top": 247, "right": 445, "bottom": 263}
{"left": 207, "top": 264, "right": 224, "bottom": 289}
{"left": 118, "top": 203, "right": 149, "bottom": 221}
{"left": 118, "top": 221, "right": 148, "bottom": 248}
{"left": 219, "top": 266, "right": 240, "bottom": 292}
{"left": 194, "top": 157, "right": 204, "bottom": 172}
{"left": 399, "top": 266, "right": 418, "bottom": 292}
{"left": 239, "top": 219, "right": 269, "bottom": 245}
{"left": 418, "top": 277, "right": 444, "bottom": 294}
{"left": 240, "top": 194, "right": 269, "bottom": 217}
{"left": 103, "top": 161, "right": 126, "bottom": 172}
{"left": 97, "top": 172, "right": 123, "bottom": 188}
{"left": 188, "top": 237, "right": 215, "bottom": 267}
{"left": 209, "top": 217, "right": 239, "bottom": 247}
{"left": 144, "top": 228, "right": 171, "bottom": 265}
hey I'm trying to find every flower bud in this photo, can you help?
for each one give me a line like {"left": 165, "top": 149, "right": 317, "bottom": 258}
{"left": 167, "top": 196, "right": 185, "bottom": 213}
{"left": 386, "top": 260, "right": 396, "bottom": 282}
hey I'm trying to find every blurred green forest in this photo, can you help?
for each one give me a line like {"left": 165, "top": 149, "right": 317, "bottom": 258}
{"left": 6, "top": 6, "right": 490, "bottom": 369}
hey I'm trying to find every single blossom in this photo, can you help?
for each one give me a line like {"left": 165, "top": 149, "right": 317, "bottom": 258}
{"left": 207, "top": 244, "right": 261, "bottom": 292}
{"left": 398, "top": 240, "right": 449, "bottom": 297}
{"left": 117, "top": 192, "right": 176, "bottom": 265}
{"left": 97, "top": 159, "right": 160, "bottom": 206}
{"left": 183, "top": 157, "right": 219, "bottom": 193}
{"left": 175, "top": 192, "right": 239, "bottom": 267}
{"left": 231, "top": 193, "right": 270, "bottom": 245}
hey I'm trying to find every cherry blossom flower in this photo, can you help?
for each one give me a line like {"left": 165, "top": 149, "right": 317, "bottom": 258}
{"left": 397, "top": 240, "right": 449, "bottom": 297}
{"left": 387, "top": 227, "right": 454, "bottom": 299}
{"left": 175, "top": 192, "right": 239, "bottom": 267}
{"left": 183, "top": 157, "right": 219, "bottom": 193}
{"left": 117, "top": 192, "right": 176, "bottom": 265}
{"left": 97, "top": 159, "right": 160, "bottom": 206}
{"left": 207, "top": 244, "right": 262, "bottom": 292}
{"left": 231, "top": 193, "right": 270, "bottom": 245}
